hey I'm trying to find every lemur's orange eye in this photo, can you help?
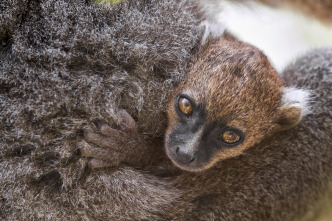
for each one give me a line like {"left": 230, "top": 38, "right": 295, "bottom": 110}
{"left": 178, "top": 97, "right": 193, "bottom": 115}
{"left": 222, "top": 131, "right": 240, "bottom": 144}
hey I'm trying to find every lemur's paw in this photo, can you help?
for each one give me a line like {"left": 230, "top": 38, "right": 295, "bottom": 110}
{"left": 80, "top": 140, "right": 122, "bottom": 168}
{"left": 117, "top": 109, "right": 137, "bottom": 131}
{"left": 80, "top": 109, "right": 138, "bottom": 169}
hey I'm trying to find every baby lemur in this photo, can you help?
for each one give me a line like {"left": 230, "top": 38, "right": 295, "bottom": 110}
{"left": 79, "top": 1, "right": 332, "bottom": 220}
{"left": 82, "top": 0, "right": 332, "bottom": 172}
{"left": 81, "top": 32, "right": 332, "bottom": 221}
{"left": 82, "top": 32, "right": 311, "bottom": 172}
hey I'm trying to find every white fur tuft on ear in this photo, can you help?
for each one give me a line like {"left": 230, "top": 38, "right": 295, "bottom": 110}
{"left": 199, "top": 21, "right": 226, "bottom": 44}
{"left": 282, "top": 87, "right": 312, "bottom": 119}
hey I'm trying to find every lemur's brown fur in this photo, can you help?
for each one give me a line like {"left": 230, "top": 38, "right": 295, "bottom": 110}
{"left": 164, "top": 33, "right": 295, "bottom": 171}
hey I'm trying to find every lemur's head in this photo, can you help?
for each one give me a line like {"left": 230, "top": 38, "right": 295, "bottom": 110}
{"left": 165, "top": 32, "right": 311, "bottom": 172}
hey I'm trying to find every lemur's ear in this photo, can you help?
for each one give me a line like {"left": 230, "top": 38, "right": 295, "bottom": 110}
{"left": 276, "top": 87, "right": 312, "bottom": 130}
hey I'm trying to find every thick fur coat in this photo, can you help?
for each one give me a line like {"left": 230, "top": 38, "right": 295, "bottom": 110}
{"left": 1, "top": 0, "right": 332, "bottom": 220}
{"left": 0, "top": 0, "right": 200, "bottom": 219}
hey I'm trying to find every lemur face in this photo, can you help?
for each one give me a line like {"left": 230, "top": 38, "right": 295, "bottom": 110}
{"left": 165, "top": 35, "right": 287, "bottom": 172}
{"left": 165, "top": 93, "right": 247, "bottom": 171}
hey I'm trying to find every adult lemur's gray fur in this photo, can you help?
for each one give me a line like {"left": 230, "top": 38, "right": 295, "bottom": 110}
{"left": 0, "top": 0, "right": 199, "bottom": 219}
{"left": 1, "top": 0, "right": 331, "bottom": 220}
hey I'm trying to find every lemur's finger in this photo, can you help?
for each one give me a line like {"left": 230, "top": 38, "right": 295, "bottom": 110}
{"left": 97, "top": 122, "right": 123, "bottom": 137}
{"left": 118, "top": 109, "right": 136, "bottom": 130}
{"left": 84, "top": 130, "right": 124, "bottom": 149}
{"left": 80, "top": 141, "right": 108, "bottom": 159}
{"left": 81, "top": 142, "right": 120, "bottom": 161}
{"left": 88, "top": 158, "right": 116, "bottom": 168}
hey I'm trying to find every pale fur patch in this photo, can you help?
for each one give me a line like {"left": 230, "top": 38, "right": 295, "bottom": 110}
{"left": 198, "top": 0, "right": 230, "bottom": 22}
{"left": 199, "top": 20, "right": 226, "bottom": 44}
{"left": 282, "top": 87, "right": 313, "bottom": 118}
{"left": 198, "top": 0, "right": 228, "bottom": 44}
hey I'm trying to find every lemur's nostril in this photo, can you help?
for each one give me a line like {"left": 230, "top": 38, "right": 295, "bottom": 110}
{"left": 189, "top": 157, "right": 195, "bottom": 163}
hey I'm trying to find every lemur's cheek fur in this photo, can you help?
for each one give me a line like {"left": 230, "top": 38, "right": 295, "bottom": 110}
{"left": 215, "top": 145, "right": 247, "bottom": 161}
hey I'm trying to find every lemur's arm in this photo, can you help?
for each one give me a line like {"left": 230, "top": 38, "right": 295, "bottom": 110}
{"left": 80, "top": 110, "right": 161, "bottom": 169}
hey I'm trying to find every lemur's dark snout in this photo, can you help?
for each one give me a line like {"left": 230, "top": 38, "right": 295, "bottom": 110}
{"left": 173, "top": 146, "right": 195, "bottom": 164}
